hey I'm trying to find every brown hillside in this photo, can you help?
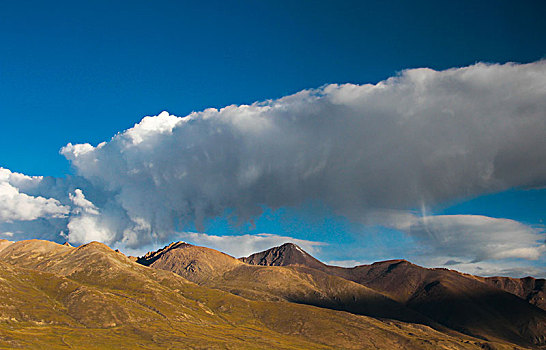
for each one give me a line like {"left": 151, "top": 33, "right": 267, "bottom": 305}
{"left": 482, "top": 276, "right": 545, "bottom": 311}
{"left": 138, "top": 241, "right": 243, "bottom": 283}
{"left": 241, "top": 244, "right": 546, "bottom": 348}
{"left": 0, "top": 239, "right": 496, "bottom": 349}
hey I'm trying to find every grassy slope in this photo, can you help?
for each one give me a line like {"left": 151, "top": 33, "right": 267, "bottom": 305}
{"left": 0, "top": 240, "right": 502, "bottom": 350}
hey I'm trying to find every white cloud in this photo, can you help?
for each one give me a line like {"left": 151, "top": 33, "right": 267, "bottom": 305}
{"left": 403, "top": 214, "right": 544, "bottom": 262}
{"left": 417, "top": 257, "right": 546, "bottom": 279}
{"left": 66, "top": 215, "right": 112, "bottom": 244}
{"left": 326, "top": 259, "right": 368, "bottom": 267}
{"left": 65, "top": 189, "right": 113, "bottom": 245}
{"left": 69, "top": 189, "right": 99, "bottom": 215}
{"left": 54, "top": 60, "right": 546, "bottom": 248}
{"left": 124, "top": 111, "right": 184, "bottom": 145}
{"left": 0, "top": 168, "right": 69, "bottom": 222}
{"left": 176, "top": 232, "right": 326, "bottom": 258}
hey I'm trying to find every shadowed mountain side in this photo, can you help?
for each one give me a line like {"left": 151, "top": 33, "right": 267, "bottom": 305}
{"left": 241, "top": 243, "right": 545, "bottom": 310}
{"left": 345, "top": 260, "right": 546, "bottom": 347}
{"left": 482, "top": 276, "right": 545, "bottom": 311}
{"left": 0, "top": 239, "right": 497, "bottom": 349}
{"left": 241, "top": 244, "right": 546, "bottom": 348}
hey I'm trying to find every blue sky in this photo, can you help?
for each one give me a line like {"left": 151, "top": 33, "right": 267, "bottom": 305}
{"left": 1, "top": 1, "right": 545, "bottom": 276}
{"left": 2, "top": 0, "right": 545, "bottom": 176}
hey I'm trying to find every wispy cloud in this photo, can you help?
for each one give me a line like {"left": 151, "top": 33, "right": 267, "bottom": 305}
{"left": 403, "top": 214, "right": 544, "bottom": 262}
{"left": 419, "top": 257, "right": 546, "bottom": 278}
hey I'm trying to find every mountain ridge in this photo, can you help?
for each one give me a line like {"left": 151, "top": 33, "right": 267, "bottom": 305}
{"left": 0, "top": 238, "right": 501, "bottom": 349}
{"left": 240, "top": 242, "right": 546, "bottom": 310}
{"left": 237, "top": 242, "right": 546, "bottom": 347}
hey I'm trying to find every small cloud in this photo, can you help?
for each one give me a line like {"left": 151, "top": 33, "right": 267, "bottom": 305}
{"left": 443, "top": 259, "right": 462, "bottom": 266}
{"left": 326, "top": 259, "right": 366, "bottom": 267}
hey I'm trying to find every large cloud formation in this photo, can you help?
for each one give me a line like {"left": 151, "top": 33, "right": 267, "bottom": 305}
{"left": 1, "top": 61, "right": 545, "bottom": 273}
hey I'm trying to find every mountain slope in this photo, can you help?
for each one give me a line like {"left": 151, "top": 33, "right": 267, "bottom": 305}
{"left": 0, "top": 239, "right": 494, "bottom": 349}
{"left": 241, "top": 244, "right": 546, "bottom": 348}
{"left": 353, "top": 260, "right": 546, "bottom": 347}
{"left": 240, "top": 242, "right": 327, "bottom": 269}
{"left": 137, "top": 241, "right": 244, "bottom": 283}
{"left": 482, "top": 276, "right": 545, "bottom": 311}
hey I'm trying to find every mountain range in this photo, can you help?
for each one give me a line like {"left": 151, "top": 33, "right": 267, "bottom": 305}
{"left": 0, "top": 238, "right": 544, "bottom": 349}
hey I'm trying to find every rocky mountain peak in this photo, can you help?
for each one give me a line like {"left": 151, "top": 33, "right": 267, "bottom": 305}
{"left": 240, "top": 242, "right": 326, "bottom": 269}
